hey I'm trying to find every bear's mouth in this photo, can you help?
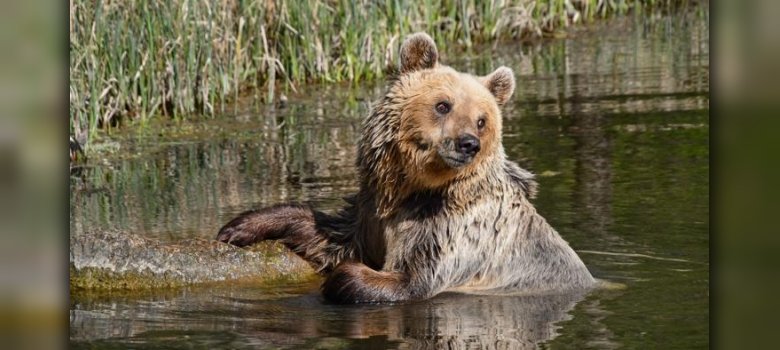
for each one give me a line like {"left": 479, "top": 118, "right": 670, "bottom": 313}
{"left": 439, "top": 152, "right": 473, "bottom": 169}
{"left": 436, "top": 139, "right": 475, "bottom": 169}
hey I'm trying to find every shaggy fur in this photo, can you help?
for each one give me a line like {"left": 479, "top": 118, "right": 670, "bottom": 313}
{"left": 217, "top": 32, "right": 595, "bottom": 303}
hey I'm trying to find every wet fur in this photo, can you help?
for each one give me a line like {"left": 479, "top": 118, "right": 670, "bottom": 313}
{"left": 217, "top": 33, "right": 594, "bottom": 303}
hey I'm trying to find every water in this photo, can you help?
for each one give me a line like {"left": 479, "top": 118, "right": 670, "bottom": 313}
{"left": 70, "top": 8, "right": 709, "bottom": 349}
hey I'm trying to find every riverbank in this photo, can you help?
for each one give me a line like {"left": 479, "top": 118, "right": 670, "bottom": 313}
{"left": 69, "top": 0, "right": 696, "bottom": 148}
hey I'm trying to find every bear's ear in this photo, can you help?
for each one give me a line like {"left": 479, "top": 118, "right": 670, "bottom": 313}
{"left": 399, "top": 33, "right": 438, "bottom": 74}
{"left": 482, "top": 66, "right": 515, "bottom": 106}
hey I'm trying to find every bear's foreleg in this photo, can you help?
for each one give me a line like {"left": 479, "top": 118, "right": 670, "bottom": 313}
{"left": 216, "top": 204, "right": 355, "bottom": 273}
{"left": 321, "top": 262, "right": 429, "bottom": 303}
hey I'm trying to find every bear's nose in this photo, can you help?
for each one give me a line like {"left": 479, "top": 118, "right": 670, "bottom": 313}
{"left": 457, "top": 134, "right": 481, "bottom": 156}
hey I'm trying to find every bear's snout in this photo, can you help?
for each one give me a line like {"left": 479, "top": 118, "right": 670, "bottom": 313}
{"left": 457, "top": 134, "right": 481, "bottom": 156}
{"left": 437, "top": 135, "right": 480, "bottom": 169}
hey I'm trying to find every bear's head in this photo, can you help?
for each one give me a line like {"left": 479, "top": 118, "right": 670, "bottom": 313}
{"left": 360, "top": 33, "right": 516, "bottom": 216}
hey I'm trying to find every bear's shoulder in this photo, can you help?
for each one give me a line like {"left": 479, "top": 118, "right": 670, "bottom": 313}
{"left": 502, "top": 160, "right": 538, "bottom": 199}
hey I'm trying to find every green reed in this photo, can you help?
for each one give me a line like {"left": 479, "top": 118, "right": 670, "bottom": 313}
{"left": 69, "top": 0, "right": 689, "bottom": 145}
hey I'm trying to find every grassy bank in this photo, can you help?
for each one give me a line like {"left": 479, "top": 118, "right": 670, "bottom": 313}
{"left": 69, "top": 0, "right": 690, "bottom": 145}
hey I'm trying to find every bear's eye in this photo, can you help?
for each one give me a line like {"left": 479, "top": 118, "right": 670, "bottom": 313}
{"left": 435, "top": 101, "right": 451, "bottom": 114}
{"left": 477, "top": 118, "right": 486, "bottom": 129}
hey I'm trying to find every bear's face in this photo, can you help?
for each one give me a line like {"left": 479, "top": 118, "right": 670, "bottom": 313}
{"left": 393, "top": 33, "right": 515, "bottom": 189}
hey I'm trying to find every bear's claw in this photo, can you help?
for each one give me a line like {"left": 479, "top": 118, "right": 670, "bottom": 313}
{"left": 216, "top": 223, "right": 256, "bottom": 247}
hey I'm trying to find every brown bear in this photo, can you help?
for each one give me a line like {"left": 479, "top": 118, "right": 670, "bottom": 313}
{"left": 216, "top": 33, "right": 595, "bottom": 303}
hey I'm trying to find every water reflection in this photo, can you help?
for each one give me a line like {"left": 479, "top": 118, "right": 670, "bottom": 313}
{"left": 69, "top": 104, "right": 365, "bottom": 240}
{"left": 568, "top": 75, "right": 619, "bottom": 250}
{"left": 72, "top": 285, "right": 615, "bottom": 349}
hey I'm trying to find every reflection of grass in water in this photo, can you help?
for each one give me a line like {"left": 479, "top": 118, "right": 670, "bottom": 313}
{"left": 69, "top": 0, "right": 695, "bottom": 144}
{"left": 70, "top": 109, "right": 360, "bottom": 240}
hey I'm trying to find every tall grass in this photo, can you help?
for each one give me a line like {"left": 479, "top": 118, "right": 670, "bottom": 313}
{"left": 69, "top": 0, "right": 689, "bottom": 145}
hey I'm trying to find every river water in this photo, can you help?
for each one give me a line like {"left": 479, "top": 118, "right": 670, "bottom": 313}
{"left": 70, "top": 7, "right": 709, "bottom": 349}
